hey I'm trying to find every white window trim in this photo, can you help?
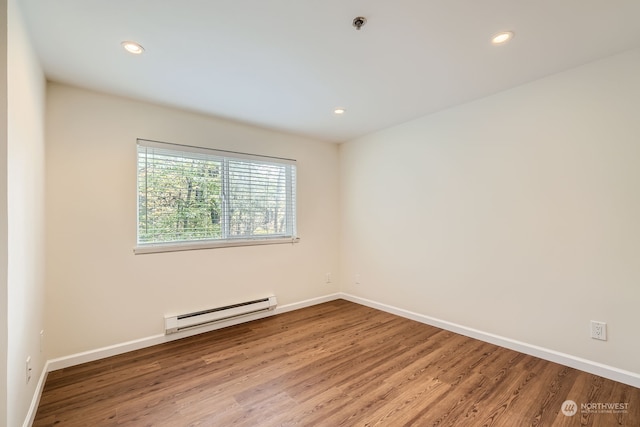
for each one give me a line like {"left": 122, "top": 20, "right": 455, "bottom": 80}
{"left": 135, "top": 139, "right": 298, "bottom": 254}
{"left": 134, "top": 236, "right": 300, "bottom": 254}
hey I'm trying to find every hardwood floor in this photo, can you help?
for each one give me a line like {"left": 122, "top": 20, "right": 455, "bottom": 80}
{"left": 33, "top": 300, "right": 639, "bottom": 426}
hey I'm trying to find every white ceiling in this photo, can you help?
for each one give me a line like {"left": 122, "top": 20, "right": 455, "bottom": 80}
{"left": 19, "top": 0, "right": 640, "bottom": 143}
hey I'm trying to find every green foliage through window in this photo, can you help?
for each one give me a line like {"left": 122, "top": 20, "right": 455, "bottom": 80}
{"left": 137, "top": 140, "right": 296, "bottom": 246}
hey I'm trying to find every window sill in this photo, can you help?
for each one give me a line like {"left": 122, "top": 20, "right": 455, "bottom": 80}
{"left": 134, "top": 237, "right": 300, "bottom": 254}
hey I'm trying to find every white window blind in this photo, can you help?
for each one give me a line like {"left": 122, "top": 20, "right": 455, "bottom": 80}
{"left": 136, "top": 139, "right": 297, "bottom": 253}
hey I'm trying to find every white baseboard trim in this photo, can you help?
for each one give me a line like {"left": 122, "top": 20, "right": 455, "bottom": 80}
{"left": 340, "top": 293, "right": 640, "bottom": 389}
{"left": 23, "top": 360, "right": 49, "bottom": 427}
{"left": 47, "top": 293, "right": 342, "bottom": 372}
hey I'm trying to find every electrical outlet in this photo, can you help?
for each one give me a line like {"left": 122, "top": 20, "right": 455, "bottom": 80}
{"left": 355, "top": 274, "right": 361, "bottom": 284}
{"left": 325, "top": 273, "right": 332, "bottom": 284}
{"left": 26, "top": 356, "right": 32, "bottom": 383}
{"left": 40, "top": 330, "right": 45, "bottom": 353}
{"left": 591, "top": 320, "right": 607, "bottom": 341}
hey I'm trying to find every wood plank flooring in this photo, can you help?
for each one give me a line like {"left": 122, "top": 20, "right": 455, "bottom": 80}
{"left": 33, "top": 300, "right": 640, "bottom": 426}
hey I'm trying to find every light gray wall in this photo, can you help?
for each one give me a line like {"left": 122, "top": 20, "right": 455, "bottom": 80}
{"left": 340, "top": 48, "right": 640, "bottom": 374}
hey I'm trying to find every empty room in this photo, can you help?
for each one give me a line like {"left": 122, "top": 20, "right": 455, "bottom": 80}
{"left": 3, "top": 0, "right": 640, "bottom": 426}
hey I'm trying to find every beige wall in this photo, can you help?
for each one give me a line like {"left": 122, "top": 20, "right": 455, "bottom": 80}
{"left": 339, "top": 48, "right": 640, "bottom": 374}
{"left": 6, "top": 0, "right": 47, "bottom": 424}
{"left": 45, "top": 83, "right": 340, "bottom": 359}
{"left": 0, "top": 0, "right": 8, "bottom": 422}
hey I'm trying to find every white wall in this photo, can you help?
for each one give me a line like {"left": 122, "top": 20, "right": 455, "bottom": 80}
{"left": 6, "top": 0, "right": 47, "bottom": 425}
{"left": 340, "top": 48, "right": 640, "bottom": 374}
{"left": 0, "top": 0, "right": 9, "bottom": 422}
{"left": 45, "top": 83, "right": 340, "bottom": 359}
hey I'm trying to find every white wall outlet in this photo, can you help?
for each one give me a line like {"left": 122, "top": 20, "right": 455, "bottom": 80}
{"left": 40, "top": 330, "right": 45, "bottom": 353}
{"left": 590, "top": 320, "right": 607, "bottom": 341}
{"left": 325, "top": 273, "right": 332, "bottom": 284}
{"left": 355, "top": 274, "right": 361, "bottom": 284}
{"left": 26, "top": 356, "right": 32, "bottom": 383}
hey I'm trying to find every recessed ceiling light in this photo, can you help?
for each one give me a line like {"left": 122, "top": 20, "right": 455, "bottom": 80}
{"left": 491, "top": 31, "right": 514, "bottom": 45}
{"left": 334, "top": 108, "right": 346, "bottom": 115}
{"left": 121, "top": 41, "right": 145, "bottom": 54}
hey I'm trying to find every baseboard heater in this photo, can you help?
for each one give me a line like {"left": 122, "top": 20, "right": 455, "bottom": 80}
{"left": 165, "top": 296, "right": 277, "bottom": 334}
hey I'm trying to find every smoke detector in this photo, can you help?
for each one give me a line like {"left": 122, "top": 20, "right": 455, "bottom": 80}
{"left": 352, "top": 16, "right": 367, "bottom": 31}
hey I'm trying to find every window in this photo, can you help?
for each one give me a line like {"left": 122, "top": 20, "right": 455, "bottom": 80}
{"left": 136, "top": 139, "right": 297, "bottom": 253}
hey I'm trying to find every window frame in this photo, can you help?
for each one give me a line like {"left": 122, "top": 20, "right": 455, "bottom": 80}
{"left": 135, "top": 139, "right": 299, "bottom": 254}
